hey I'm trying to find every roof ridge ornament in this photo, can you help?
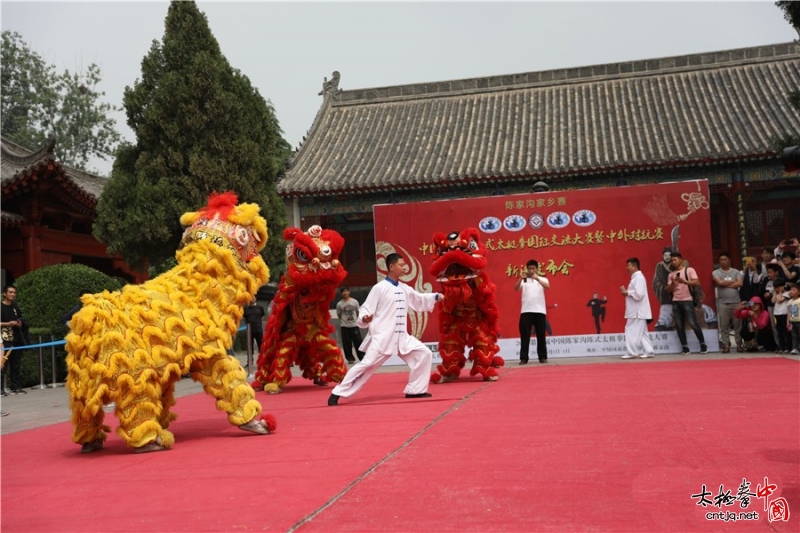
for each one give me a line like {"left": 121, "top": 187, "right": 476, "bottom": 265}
{"left": 1, "top": 136, "right": 57, "bottom": 166}
{"left": 318, "top": 71, "right": 341, "bottom": 99}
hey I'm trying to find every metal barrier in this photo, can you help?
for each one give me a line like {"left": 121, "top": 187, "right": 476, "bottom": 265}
{"left": 3, "top": 326, "right": 250, "bottom": 392}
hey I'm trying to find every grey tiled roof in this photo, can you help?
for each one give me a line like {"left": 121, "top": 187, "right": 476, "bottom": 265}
{"left": 280, "top": 42, "right": 800, "bottom": 197}
{"left": 1, "top": 137, "right": 107, "bottom": 201}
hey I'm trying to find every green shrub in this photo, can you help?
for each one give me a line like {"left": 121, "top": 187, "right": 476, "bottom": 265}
{"left": 13, "top": 264, "right": 124, "bottom": 387}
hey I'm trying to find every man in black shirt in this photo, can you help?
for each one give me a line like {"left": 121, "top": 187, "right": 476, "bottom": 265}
{"left": 586, "top": 293, "right": 607, "bottom": 334}
{"left": 243, "top": 298, "right": 266, "bottom": 354}
{"left": 1, "top": 285, "right": 28, "bottom": 394}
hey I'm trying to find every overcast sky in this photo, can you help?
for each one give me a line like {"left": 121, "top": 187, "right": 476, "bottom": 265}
{"left": 2, "top": 1, "right": 797, "bottom": 175}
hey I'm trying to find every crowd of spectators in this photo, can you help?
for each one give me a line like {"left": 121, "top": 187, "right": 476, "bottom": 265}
{"left": 717, "top": 237, "right": 800, "bottom": 354}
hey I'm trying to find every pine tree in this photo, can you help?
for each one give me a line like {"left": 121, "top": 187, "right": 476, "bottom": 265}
{"left": 94, "top": 1, "right": 290, "bottom": 274}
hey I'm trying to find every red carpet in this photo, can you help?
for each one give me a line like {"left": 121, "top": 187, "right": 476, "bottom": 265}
{"left": 2, "top": 358, "right": 798, "bottom": 532}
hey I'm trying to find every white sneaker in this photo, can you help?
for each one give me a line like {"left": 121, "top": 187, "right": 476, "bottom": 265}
{"left": 791, "top": 349, "right": 800, "bottom": 355}
{"left": 640, "top": 353, "right": 654, "bottom": 359}
{"left": 621, "top": 354, "right": 636, "bottom": 359}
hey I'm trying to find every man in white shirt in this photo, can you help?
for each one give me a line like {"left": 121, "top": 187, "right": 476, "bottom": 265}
{"left": 620, "top": 257, "right": 655, "bottom": 359}
{"left": 514, "top": 259, "right": 550, "bottom": 364}
{"left": 328, "top": 253, "right": 443, "bottom": 406}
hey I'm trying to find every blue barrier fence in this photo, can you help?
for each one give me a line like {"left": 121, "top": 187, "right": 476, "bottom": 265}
{"left": 3, "top": 325, "right": 254, "bottom": 391}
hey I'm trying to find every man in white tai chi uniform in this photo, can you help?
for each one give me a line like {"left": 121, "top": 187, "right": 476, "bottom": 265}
{"left": 620, "top": 257, "right": 655, "bottom": 359}
{"left": 328, "top": 253, "right": 443, "bottom": 406}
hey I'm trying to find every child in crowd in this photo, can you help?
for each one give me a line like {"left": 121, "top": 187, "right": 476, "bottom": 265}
{"left": 787, "top": 283, "right": 800, "bottom": 355}
{"left": 772, "top": 281, "right": 790, "bottom": 353}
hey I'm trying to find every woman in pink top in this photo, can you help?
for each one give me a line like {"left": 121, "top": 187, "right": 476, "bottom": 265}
{"left": 734, "top": 296, "right": 774, "bottom": 351}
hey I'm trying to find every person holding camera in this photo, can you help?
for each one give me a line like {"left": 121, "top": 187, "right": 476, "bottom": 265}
{"left": 514, "top": 259, "right": 550, "bottom": 364}
{"left": 734, "top": 296, "right": 774, "bottom": 352}
{"left": 777, "top": 251, "right": 799, "bottom": 283}
{"left": 774, "top": 237, "right": 799, "bottom": 261}
{"left": 666, "top": 252, "right": 707, "bottom": 355}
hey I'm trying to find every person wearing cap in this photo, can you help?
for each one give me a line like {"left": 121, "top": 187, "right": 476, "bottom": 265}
{"left": 620, "top": 257, "right": 654, "bottom": 359}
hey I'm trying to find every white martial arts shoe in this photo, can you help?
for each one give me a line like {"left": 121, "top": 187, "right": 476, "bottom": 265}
{"left": 621, "top": 354, "right": 637, "bottom": 359}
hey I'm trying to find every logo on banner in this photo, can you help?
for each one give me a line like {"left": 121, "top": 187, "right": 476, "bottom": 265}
{"left": 529, "top": 213, "right": 544, "bottom": 229}
{"left": 547, "top": 211, "right": 570, "bottom": 229}
{"left": 572, "top": 209, "right": 597, "bottom": 227}
{"left": 479, "top": 216, "right": 501, "bottom": 234}
{"left": 503, "top": 215, "right": 526, "bottom": 231}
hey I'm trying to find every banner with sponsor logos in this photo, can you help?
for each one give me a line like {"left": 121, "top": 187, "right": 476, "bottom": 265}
{"left": 372, "top": 180, "right": 718, "bottom": 359}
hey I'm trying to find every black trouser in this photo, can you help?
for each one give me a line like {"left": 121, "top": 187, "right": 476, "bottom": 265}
{"left": 2, "top": 345, "right": 24, "bottom": 391}
{"left": 592, "top": 310, "right": 605, "bottom": 334}
{"left": 775, "top": 315, "right": 790, "bottom": 351}
{"left": 519, "top": 312, "right": 547, "bottom": 362}
{"left": 741, "top": 323, "right": 777, "bottom": 351}
{"left": 340, "top": 326, "right": 364, "bottom": 362}
{"left": 672, "top": 301, "right": 705, "bottom": 347}
{"left": 248, "top": 327, "right": 263, "bottom": 355}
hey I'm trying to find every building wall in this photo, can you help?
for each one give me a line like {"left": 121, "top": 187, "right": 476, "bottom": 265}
{"left": 285, "top": 160, "right": 799, "bottom": 291}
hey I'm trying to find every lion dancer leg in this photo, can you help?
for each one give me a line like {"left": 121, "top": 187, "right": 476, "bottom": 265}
{"left": 68, "top": 367, "right": 112, "bottom": 453}
{"left": 431, "top": 333, "right": 466, "bottom": 384}
{"left": 254, "top": 334, "right": 298, "bottom": 394}
{"left": 314, "top": 334, "right": 347, "bottom": 385}
{"left": 468, "top": 328, "right": 503, "bottom": 382}
{"left": 467, "top": 337, "right": 498, "bottom": 382}
{"left": 113, "top": 373, "right": 176, "bottom": 454}
{"left": 191, "top": 349, "right": 275, "bottom": 438}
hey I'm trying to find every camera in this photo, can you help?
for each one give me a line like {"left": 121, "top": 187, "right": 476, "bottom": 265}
{"left": 745, "top": 301, "right": 753, "bottom": 308}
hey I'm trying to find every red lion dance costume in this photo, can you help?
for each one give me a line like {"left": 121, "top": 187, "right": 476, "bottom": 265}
{"left": 430, "top": 229, "right": 503, "bottom": 383}
{"left": 253, "top": 225, "right": 348, "bottom": 394}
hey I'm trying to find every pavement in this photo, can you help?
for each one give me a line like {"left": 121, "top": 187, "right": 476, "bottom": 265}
{"left": 1, "top": 349, "right": 797, "bottom": 436}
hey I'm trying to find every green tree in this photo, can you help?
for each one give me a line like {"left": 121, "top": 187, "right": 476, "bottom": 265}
{"left": 776, "top": 1, "right": 800, "bottom": 39}
{"left": 1, "top": 31, "right": 122, "bottom": 172}
{"left": 14, "top": 263, "right": 124, "bottom": 387}
{"left": 93, "top": 1, "right": 290, "bottom": 276}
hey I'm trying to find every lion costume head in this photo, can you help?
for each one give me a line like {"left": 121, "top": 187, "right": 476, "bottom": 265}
{"left": 429, "top": 228, "right": 488, "bottom": 283}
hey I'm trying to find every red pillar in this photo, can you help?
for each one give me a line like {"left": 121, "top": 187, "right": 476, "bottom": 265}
{"left": 19, "top": 225, "right": 43, "bottom": 273}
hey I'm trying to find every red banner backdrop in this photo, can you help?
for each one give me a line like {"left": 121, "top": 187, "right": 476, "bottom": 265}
{"left": 373, "top": 180, "right": 714, "bottom": 345}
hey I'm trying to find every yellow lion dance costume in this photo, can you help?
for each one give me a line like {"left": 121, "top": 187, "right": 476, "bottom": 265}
{"left": 66, "top": 192, "right": 276, "bottom": 454}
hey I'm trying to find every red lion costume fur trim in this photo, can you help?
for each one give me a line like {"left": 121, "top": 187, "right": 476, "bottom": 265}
{"left": 252, "top": 225, "right": 348, "bottom": 393}
{"left": 429, "top": 228, "right": 503, "bottom": 383}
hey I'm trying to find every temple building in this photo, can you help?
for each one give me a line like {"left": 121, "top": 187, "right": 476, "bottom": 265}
{"left": 1, "top": 137, "right": 143, "bottom": 287}
{"left": 278, "top": 42, "right": 800, "bottom": 291}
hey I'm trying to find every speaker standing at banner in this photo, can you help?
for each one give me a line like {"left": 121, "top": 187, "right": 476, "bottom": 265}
{"left": 620, "top": 258, "right": 655, "bottom": 360}
{"left": 514, "top": 259, "right": 550, "bottom": 364}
